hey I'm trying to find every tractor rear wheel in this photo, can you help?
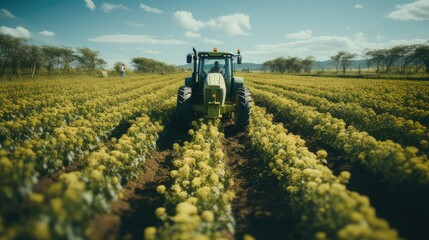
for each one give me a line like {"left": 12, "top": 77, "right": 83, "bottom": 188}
{"left": 176, "top": 86, "right": 193, "bottom": 128}
{"left": 235, "top": 87, "right": 251, "bottom": 131}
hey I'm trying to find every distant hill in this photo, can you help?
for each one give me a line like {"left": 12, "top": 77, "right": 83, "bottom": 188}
{"left": 179, "top": 60, "right": 369, "bottom": 71}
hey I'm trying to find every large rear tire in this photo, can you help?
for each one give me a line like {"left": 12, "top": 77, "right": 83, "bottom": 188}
{"left": 176, "top": 86, "right": 193, "bottom": 129}
{"left": 235, "top": 87, "right": 252, "bottom": 131}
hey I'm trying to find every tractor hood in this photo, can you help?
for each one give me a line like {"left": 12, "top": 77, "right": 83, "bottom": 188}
{"left": 204, "top": 73, "right": 226, "bottom": 104}
{"left": 205, "top": 73, "right": 226, "bottom": 87}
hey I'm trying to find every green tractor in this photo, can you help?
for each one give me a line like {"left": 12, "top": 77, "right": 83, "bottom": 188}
{"left": 176, "top": 47, "right": 251, "bottom": 131}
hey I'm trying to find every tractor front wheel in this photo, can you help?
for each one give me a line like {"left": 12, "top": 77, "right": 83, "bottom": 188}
{"left": 235, "top": 87, "right": 251, "bottom": 131}
{"left": 176, "top": 86, "right": 193, "bottom": 128}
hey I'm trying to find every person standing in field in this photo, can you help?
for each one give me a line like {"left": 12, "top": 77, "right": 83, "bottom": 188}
{"left": 120, "top": 64, "right": 126, "bottom": 77}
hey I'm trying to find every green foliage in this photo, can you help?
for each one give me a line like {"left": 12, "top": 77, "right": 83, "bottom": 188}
{"left": 249, "top": 106, "right": 398, "bottom": 239}
{"left": 132, "top": 57, "right": 180, "bottom": 73}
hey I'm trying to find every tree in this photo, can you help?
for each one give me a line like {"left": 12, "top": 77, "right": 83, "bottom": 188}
{"left": 396, "top": 45, "right": 417, "bottom": 73}
{"left": 0, "top": 33, "right": 28, "bottom": 78}
{"left": 42, "top": 47, "right": 74, "bottom": 72}
{"left": 414, "top": 43, "right": 429, "bottom": 74}
{"left": 132, "top": 57, "right": 176, "bottom": 73}
{"left": 301, "top": 56, "right": 315, "bottom": 73}
{"left": 75, "top": 47, "right": 105, "bottom": 72}
{"left": 339, "top": 51, "right": 357, "bottom": 74}
{"left": 383, "top": 46, "right": 403, "bottom": 73}
{"left": 25, "top": 45, "right": 43, "bottom": 78}
{"left": 331, "top": 51, "right": 357, "bottom": 74}
{"left": 330, "top": 52, "right": 343, "bottom": 72}
{"left": 365, "top": 49, "right": 385, "bottom": 73}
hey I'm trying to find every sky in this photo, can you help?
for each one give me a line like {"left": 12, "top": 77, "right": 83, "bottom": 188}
{"left": 1, "top": 0, "right": 429, "bottom": 68}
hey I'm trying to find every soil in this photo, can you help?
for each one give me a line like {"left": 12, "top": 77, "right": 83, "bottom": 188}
{"left": 89, "top": 150, "right": 172, "bottom": 240}
{"left": 222, "top": 123, "right": 296, "bottom": 240}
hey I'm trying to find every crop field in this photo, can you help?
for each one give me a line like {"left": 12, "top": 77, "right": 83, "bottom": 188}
{"left": 1, "top": 73, "right": 429, "bottom": 240}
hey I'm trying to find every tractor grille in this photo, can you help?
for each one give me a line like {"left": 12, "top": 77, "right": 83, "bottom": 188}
{"left": 205, "top": 88, "right": 224, "bottom": 104}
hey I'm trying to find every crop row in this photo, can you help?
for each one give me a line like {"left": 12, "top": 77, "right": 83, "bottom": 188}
{"left": 1, "top": 76, "right": 177, "bottom": 144}
{"left": 247, "top": 81, "right": 429, "bottom": 152}
{"left": 0, "top": 94, "right": 178, "bottom": 240}
{"left": 250, "top": 88, "right": 429, "bottom": 186}
{"left": 0, "top": 76, "right": 157, "bottom": 121}
{"left": 0, "top": 76, "right": 181, "bottom": 214}
{"left": 249, "top": 105, "right": 398, "bottom": 239}
{"left": 246, "top": 74, "right": 429, "bottom": 125}
{"left": 146, "top": 120, "right": 235, "bottom": 240}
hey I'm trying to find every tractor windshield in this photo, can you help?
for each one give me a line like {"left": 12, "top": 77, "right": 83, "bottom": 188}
{"left": 199, "top": 57, "right": 232, "bottom": 83}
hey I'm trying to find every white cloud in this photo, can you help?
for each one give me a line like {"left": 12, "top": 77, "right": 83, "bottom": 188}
{"left": 174, "top": 11, "right": 205, "bottom": 32}
{"left": 84, "top": 0, "right": 95, "bottom": 11}
{"left": 0, "top": 26, "right": 31, "bottom": 38}
{"left": 102, "top": 3, "right": 130, "bottom": 13}
{"left": 354, "top": 4, "right": 365, "bottom": 9}
{"left": 184, "top": 31, "right": 201, "bottom": 38}
{"left": 38, "top": 30, "right": 55, "bottom": 37}
{"left": 345, "top": 27, "right": 351, "bottom": 31}
{"left": 1, "top": 9, "right": 17, "bottom": 19}
{"left": 214, "top": 13, "right": 251, "bottom": 35}
{"left": 88, "top": 34, "right": 187, "bottom": 45}
{"left": 173, "top": 11, "right": 251, "bottom": 35}
{"left": 139, "top": 4, "right": 163, "bottom": 14}
{"left": 245, "top": 34, "right": 427, "bottom": 63}
{"left": 286, "top": 30, "right": 312, "bottom": 39}
{"left": 387, "top": 0, "right": 429, "bottom": 21}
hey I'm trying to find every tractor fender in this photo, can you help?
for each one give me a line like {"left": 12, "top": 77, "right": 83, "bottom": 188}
{"left": 231, "top": 76, "right": 244, "bottom": 98}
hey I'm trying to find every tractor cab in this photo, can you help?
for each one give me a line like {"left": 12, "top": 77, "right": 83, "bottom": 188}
{"left": 177, "top": 47, "right": 251, "bottom": 131}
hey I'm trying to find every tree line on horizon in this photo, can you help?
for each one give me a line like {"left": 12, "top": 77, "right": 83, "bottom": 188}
{"left": 0, "top": 33, "right": 181, "bottom": 79}
{"left": 262, "top": 42, "right": 429, "bottom": 75}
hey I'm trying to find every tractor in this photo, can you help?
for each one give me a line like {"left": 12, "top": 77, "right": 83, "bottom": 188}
{"left": 176, "top": 47, "right": 252, "bottom": 131}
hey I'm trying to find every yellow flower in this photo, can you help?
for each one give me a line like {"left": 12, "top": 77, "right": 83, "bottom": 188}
{"left": 192, "top": 177, "right": 202, "bottom": 188}
{"left": 196, "top": 186, "right": 211, "bottom": 199}
{"left": 90, "top": 169, "right": 103, "bottom": 181}
{"left": 144, "top": 226, "right": 157, "bottom": 240}
{"left": 33, "top": 222, "right": 50, "bottom": 239}
{"left": 156, "top": 185, "right": 166, "bottom": 194}
{"left": 201, "top": 210, "right": 214, "bottom": 222}
{"left": 0, "top": 157, "right": 12, "bottom": 169}
{"left": 28, "top": 193, "right": 44, "bottom": 204}
{"left": 186, "top": 197, "right": 198, "bottom": 205}
{"left": 155, "top": 207, "right": 166, "bottom": 218}
{"left": 51, "top": 198, "right": 66, "bottom": 221}
{"left": 243, "top": 234, "right": 256, "bottom": 240}
{"left": 176, "top": 202, "right": 198, "bottom": 215}
{"left": 315, "top": 231, "right": 326, "bottom": 240}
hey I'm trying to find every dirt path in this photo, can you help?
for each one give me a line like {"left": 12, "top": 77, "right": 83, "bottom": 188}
{"left": 222, "top": 123, "right": 295, "bottom": 240}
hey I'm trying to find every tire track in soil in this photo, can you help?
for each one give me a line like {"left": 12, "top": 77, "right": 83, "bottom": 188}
{"left": 89, "top": 124, "right": 190, "bottom": 240}
{"left": 222, "top": 123, "right": 296, "bottom": 240}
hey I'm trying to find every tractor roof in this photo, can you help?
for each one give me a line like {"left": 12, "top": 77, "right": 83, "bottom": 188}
{"left": 198, "top": 51, "right": 234, "bottom": 58}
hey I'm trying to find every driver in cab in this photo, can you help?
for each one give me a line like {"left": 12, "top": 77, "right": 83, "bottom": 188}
{"left": 210, "top": 61, "right": 223, "bottom": 74}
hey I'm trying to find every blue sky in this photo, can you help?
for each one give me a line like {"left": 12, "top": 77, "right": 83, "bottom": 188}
{"left": 1, "top": 0, "right": 429, "bottom": 68}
